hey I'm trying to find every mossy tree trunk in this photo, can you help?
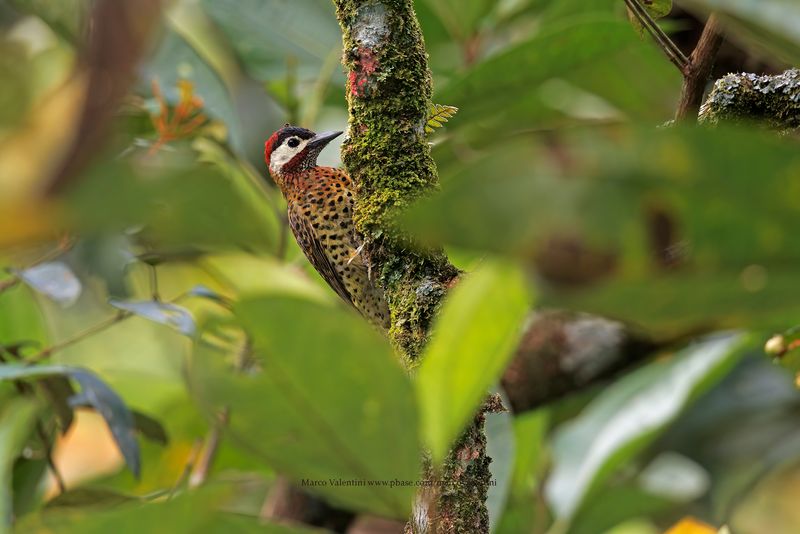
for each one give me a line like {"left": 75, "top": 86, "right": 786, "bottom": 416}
{"left": 333, "top": 0, "right": 458, "bottom": 361}
{"left": 332, "top": 1, "right": 490, "bottom": 532}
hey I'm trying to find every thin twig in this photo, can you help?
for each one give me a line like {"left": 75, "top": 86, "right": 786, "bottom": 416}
{"left": 27, "top": 312, "right": 130, "bottom": 364}
{"left": 0, "top": 277, "right": 20, "bottom": 294}
{"left": 168, "top": 439, "right": 203, "bottom": 499}
{"left": 675, "top": 14, "right": 725, "bottom": 121}
{"left": 624, "top": 0, "right": 689, "bottom": 74}
{"left": 189, "top": 408, "right": 229, "bottom": 488}
{"left": 25, "top": 285, "right": 195, "bottom": 365}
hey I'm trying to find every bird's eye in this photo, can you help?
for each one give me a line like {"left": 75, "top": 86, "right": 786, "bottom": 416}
{"left": 287, "top": 138, "right": 300, "bottom": 148}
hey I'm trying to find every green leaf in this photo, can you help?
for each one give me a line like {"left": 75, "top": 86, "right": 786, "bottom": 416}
{"left": 0, "top": 279, "right": 48, "bottom": 348}
{"left": 627, "top": 0, "right": 673, "bottom": 35}
{"left": 0, "top": 364, "right": 141, "bottom": 478}
{"left": 416, "top": 260, "right": 531, "bottom": 463}
{"left": 131, "top": 411, "right": 169, "bottom": 446}
{"left": 0, "top": 398, "right": 39, "bottom": 531}
{"left": 683, "top": 0, "right": 800, "bottom": 65}
{"left": 190, "top": 295, "right": 420, "bottom": 518}
{"left": 545, "top": 333, "right": 745, "bottom": 520}
{"left": 425, "top": 104, "right": 459, "bottom": 134}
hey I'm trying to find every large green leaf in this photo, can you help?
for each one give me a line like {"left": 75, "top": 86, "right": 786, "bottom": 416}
{"left": 416, "top": 260, "right": 531, "bottom": 463}
{"left": 684, "top": 0, "right": 800, "bottom": 65}
{"left": 545, "top": 333, "right": 745, "bottom": 520}
{"left": 0, "top": 398, "right": 38, "bottom": 532}
{"left": 190, "top": 295, "right": 420, "bottom": 518}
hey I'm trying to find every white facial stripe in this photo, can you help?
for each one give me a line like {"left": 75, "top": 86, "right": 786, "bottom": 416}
{"left": 269, "top": 137, "right": 310, "bottom": 173}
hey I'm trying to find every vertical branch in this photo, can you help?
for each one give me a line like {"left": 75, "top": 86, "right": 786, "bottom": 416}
{"left": 624, "top": 2, "right": 725, "bottom": 121}
{"left": 333, "top": 0, "right": 459, "bottom": 361}
{"left": 675, "top": 14, "right": 725, "bottom": 121}
{"left": 333, "top": 2, "right": 488, "bottom": 533}
{"left": 624, "top": 0, "right": 689, "bottom": 74}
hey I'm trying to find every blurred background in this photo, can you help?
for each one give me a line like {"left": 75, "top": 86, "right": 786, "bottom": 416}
{"left": 1, "top": 0, "right": 799, "bottom": 533}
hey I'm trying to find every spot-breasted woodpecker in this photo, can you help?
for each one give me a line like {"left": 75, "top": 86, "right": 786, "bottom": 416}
{"left": 264, "top": 125, "right": 390, "bottom": 330}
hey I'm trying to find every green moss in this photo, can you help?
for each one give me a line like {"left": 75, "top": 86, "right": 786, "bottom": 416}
{"left": 333, "top": 0, "right": 459, "bottom": 358}
{"left": 700, "top": 69, "right": 800, "bottom": 132}
{"left": 334, "top": 2, "right": 487, "bottom": 532}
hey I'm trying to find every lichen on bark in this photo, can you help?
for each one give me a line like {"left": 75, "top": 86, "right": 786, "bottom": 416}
{"left": 699, "top": 68, "right": 800, "bottom": 132}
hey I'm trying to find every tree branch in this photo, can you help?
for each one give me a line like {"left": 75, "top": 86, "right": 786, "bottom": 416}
{"left": 331, "top": 2, "right": 482, "bottom": 533}
{"left": 624, "top": 0, "right": 689, "bottom": 74}
{"left": 675, "top": 14, "right": 725, "bottom": 122}
{"left": 501, "top": 311, "right": 661, "bottom": 413}
{"left": 333, "top": 0, "right": 459, "bottom": 360}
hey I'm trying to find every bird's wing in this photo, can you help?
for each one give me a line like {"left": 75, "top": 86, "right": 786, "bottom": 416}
{"left": 288, "top": 202, "right": 355, "bottom": 308}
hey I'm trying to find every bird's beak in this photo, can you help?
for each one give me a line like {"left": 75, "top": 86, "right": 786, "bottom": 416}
{"left": 307, "top": 130, "right": 343, "bottom": 150}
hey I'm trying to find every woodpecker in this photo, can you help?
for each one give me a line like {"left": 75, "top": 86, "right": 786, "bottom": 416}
{"left": 264, "top": 125, "right": 390, "bottom": 330}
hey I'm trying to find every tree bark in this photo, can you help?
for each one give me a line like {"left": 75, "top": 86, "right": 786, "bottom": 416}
{"left": 699, "top": 68, "right": 800, "bottom": 131}
{"left": 332, "top": 2, "right": 489, "bottom": 532}
{"left": 332, "top": 0, "right": 459, "bottom": 361}
{"left": 674, "top": 14, "right": 725, "bottom": 122}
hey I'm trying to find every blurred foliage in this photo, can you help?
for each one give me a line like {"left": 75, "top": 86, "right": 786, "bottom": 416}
{"left": 417, "top": 260, "right": 530, "bottom": 463}
{"left": 0, "top": 0, "right": 798, "bottom": 532}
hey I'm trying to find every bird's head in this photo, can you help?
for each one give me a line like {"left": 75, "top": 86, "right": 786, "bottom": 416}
{"left": 264, "top": 124, "right": 343, "bottom": 183}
